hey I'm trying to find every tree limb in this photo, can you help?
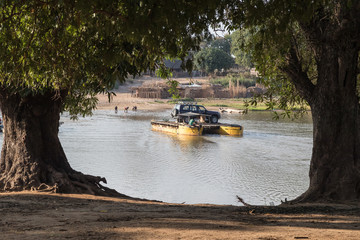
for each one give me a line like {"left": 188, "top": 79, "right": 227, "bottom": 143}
{"left": 280, "top": 43, "right": 315, "bottom": 103}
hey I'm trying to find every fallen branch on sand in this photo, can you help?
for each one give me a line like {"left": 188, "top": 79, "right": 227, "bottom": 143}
{"left": 236, "top": 195, "right": 253, "bottom": 207}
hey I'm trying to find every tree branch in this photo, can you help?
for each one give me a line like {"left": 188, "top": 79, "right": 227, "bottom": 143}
{"left": 280, "top": 43, "right": 315, "bottom": 103}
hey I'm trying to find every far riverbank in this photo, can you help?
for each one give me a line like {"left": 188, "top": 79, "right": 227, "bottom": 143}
{"left": 95, "top": 92, "right": 276, "bottom": 112}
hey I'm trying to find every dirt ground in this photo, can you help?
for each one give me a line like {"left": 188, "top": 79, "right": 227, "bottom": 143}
{"left": 1, "top": 192, "right": 359, "bottom": 240}
{"left": 2, "top": 80, "right": 360, "bottom": 239}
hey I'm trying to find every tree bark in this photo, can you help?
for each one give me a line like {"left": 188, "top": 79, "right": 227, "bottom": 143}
{"left": 297, "top": 93, "right": 360, "bottom": 202}
{"left": 0, "top": 89, "right": 123, "bottom": 197}
{"left": 277, "top": 1, "right": 360, "bottom": 203}
{"left": 291, "top": 40, "right": 360, "bottom": 203}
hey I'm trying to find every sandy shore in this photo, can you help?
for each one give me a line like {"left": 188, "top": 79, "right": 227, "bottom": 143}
{"left": 95, "top": 91, "right": 247, "bottom": 113}
{"left": 1, "top": 192, "right": 360, "bottom": 240}
{"left": 96, "top": 92, "right": 173, "bottom": 111}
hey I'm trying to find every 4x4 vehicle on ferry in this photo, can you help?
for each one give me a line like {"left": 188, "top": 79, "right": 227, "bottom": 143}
{"left": 171, "top": 103, "right": 221, "bottom": 123}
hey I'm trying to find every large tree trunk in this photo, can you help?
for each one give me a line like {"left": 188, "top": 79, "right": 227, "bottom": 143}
{"left": 279, "top": 1, "right": 360, "bottom": 203}
{"left": 291, "top": 42, "right": 360, "bottom": 202}
{"left": 0, "top": 89, "right": 122, "bottom": 197}
{"left": 297, "top": 92, "right": 360, "bottom": 202}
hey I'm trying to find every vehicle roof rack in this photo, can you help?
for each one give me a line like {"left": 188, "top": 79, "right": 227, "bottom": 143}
{"left": 177, "top": 101, "right": 197, "bottom": 105}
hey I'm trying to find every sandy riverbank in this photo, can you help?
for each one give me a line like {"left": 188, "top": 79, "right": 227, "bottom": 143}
{"left": 95, "top": 76, "right": 250, "bottom": 112}
{"left": 96, "top": 92, "right": 173, "bottom": 111}
{"left": 1, "top": 192, "right": 360, "bottom": 239}
{"left": 95, "top": 91, "right": 251, "bottom": 113}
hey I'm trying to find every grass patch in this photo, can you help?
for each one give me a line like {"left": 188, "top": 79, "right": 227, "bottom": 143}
{"left": 211, "top": 104, "right": 229, "bottom": 107}
{"left": 201, "top": 99, "right": 271, "bottom": 111}
{"left": 210, "top": 73, "right": 257, "bottom": 88}
{"left": 167, "top": 98, "right": 195, "bottom": 104}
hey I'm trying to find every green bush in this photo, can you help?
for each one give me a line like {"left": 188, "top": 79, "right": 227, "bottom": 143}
{"left": 167, "top": 98, "right": 195, "bottom": 104}
{"left": 210, "top": 73, "right": 257, "bottom": 88}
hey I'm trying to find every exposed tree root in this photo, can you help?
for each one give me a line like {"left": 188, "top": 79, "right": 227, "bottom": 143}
{"left": 285, "top": 187, "right": 360, "bottom": 205}
{"left": 0, "top": 164, "right": 129, "bottom": 198}
{"left": 0, "top": 90, "right": 131, "bottom": 199}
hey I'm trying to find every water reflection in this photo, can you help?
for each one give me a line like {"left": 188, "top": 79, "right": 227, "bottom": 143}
{"left": 0, "top": 110, "right": 313, "bottom": 206}
{"left": 166, "top": 133, "right": 217, "bottom": 150}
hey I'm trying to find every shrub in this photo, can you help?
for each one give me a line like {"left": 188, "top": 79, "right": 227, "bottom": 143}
{"left": 210, "top": 73, "right": 257, "bottom": 88}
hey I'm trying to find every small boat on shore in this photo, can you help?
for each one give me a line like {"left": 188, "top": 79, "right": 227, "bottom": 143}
{"left": 151, "top": 113, "right": 243, "bottom": 136}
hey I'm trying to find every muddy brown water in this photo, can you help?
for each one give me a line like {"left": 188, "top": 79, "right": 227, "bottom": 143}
{"left": 0, "top": 110, "right": 313, "bottom": 206}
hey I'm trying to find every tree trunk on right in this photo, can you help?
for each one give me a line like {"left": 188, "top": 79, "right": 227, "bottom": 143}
{"left": 291, "top": 38, "right": 360, "bottom": 202}
{"left": 297, "top": 89, "right": 360, "bottom": 202}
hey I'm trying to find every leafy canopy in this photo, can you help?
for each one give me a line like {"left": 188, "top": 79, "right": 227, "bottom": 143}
{"left": 0, "top": 0, "right": 226, "bottom": 117}
{"left": 224, "top": 0, "right": 342, "bottom": 116}
{"left": 230, "top": 29, "right": 254, "bottom": 69}
{"left": 209, "top": 35, "right": 232, "bottom": 55}
{"left": 194, "top": 37, "right": 235, "bottom": 74}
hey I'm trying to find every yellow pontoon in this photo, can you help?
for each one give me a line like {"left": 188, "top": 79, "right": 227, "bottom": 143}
{"left": 151, "top": 113, "right": 243, "bottom": 136}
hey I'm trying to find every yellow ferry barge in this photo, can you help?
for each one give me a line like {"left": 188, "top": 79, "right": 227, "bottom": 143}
{"left": 151, "top": 121, "right": 203, "bottom": 136}
{"left": 151, "top": 113, "right": 243, "bottom": 136}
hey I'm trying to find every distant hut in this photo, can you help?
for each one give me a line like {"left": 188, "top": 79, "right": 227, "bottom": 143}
{"left": 131, "top": 81, "right": 170, "bottom": 99}
{"left": 163, "top": 59, "right": 199, "bottom": 78}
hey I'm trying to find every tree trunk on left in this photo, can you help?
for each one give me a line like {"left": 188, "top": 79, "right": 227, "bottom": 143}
{"left": 0, "top": 89, "right": 122, "bottom": 197}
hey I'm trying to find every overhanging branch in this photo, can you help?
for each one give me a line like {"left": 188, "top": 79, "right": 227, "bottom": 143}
{"left": 280, "top": 44, "right": 315, "bottom": 103}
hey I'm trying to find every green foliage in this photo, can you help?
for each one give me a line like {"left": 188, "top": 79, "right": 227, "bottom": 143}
{"left": 194, "top": 35, "right": 236, "bottom": 75}
{"left": 200, "top": 100, "right": 269, "bottom": 111}
{"left": 231, "top": 29, "right": 254, "bottom": 69}
{"left": 209, "top": 35, "right": 232, "bottom": 55}
{"left": 194, "top": 47, "right": 234, "bottom": 74}
{"left": 210, "top": 73, "right": 257, "bottom": 88}
{"left": 166, "top": 79, "right": 180, "bottom": 99}
{"left": 0, "top": 0, "right": 227, "bottom": 118}
{"left": 225, "top": 0, "right": 333, "bottom": 118}
{"left": 156, "top": 63, "right": 180, "bottom": 99}
{"left": 156, "top": 65, "right": 173, "bottom": 79}
{"left": 167, "top": 98, "right": 194, "bottom": 104}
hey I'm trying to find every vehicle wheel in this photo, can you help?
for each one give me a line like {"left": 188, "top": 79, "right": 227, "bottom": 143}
{"left": 210, "top": 115, "right": 218, "bottom": 123}
{"left": 171, "top": 109, "right": 178, "bottom": 117}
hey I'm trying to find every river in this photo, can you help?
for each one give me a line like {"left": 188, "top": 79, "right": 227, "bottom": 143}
{"left": 54, "top": 110, "right": 312, "bottom": 206}
{"left": 0, "top": 110, "right": 312, "bottom": 205}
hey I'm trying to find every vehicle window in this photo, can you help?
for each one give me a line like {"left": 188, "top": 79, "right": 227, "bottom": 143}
{"left": 182, "top": 106, "right": 190, "bottom": 111}
{"left": 198, "top": 106, "right": 206, "bottom": 113}
{"left": 190, "top": 106, "right": 197, "bottom": 112}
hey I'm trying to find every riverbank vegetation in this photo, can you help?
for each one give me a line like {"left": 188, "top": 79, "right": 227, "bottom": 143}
{"left": 165, "top": 95, "right": 310, "bottom": 113}
{"left": 209, "top": 73, "right": 257, "bottom": 88}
